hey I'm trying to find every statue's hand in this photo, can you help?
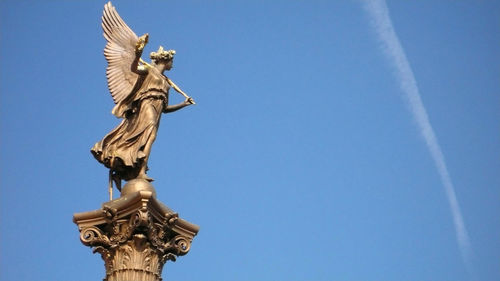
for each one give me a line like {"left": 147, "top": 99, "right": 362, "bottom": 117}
{"left": 135, "top": 33, "right": 149, "bottom": 54}
{"left": 186, "top": 97, "right": 196, "bottom": 105}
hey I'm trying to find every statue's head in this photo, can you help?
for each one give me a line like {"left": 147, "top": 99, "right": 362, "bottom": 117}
{"left": 150, "top": 46, "right": 176, "bottom": 63}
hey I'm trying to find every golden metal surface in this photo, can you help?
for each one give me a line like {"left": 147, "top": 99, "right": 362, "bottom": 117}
{"left": 91, "top": 1, "right": 196, "bottom": 191}
{"left": 74, "top": 3, "right": 200, "bottom": 280}
{"left": 121, "top": 178, "right": 157, "bottom": 198}
{"left": 73, "top": 180, "right": 199, "bottom": 281}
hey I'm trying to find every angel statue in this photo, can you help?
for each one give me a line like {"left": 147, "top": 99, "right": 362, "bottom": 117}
{"left": 91, "top": 2, "right": 195, "bottom": 197}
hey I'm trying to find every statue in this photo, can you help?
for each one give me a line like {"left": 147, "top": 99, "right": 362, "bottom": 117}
{"left": 75, "top": 5, "right": 199, "bottom": 279}
{"left": 91, "top": 2, "right": 195, "bottom": 197}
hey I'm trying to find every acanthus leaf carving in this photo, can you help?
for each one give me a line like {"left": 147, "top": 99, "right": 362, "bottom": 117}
{"left": 76, "top": 203, "right": 195, "bottom": 281}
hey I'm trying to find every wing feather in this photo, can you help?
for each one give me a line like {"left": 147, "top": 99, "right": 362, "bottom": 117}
{"left": 107, "top": 7, "right": 133, "bottom": 46}
{"left": 102, "top": 2, "right": 140, "bottom": 108}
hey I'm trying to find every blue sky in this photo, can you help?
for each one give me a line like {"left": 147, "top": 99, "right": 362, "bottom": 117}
{"left": 1, "top": 1, "right": 499, "bottom": 280}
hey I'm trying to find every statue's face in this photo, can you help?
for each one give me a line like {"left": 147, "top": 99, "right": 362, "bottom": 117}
{"left": 158, "top": 59, "right": 173, "bottom": 70}
{"left": 165, "top": 59, "right": 173, "bottom": 70}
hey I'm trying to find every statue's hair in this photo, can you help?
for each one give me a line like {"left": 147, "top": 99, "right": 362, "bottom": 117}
{"left": 150, "top": 46, "right": 176, "bottom": 62}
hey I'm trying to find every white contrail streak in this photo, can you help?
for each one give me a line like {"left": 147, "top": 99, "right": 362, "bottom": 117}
{"left": 363, "top": 0, "right": 473, "bottom": 274}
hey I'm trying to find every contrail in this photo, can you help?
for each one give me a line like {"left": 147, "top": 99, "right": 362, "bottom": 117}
{"left": 363, "top": 0, "right": 473, "bottom": 274}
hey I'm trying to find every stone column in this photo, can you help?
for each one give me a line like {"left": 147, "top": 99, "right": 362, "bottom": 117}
{"left": 73, "top": 179, "right": 199, "bottom": 281}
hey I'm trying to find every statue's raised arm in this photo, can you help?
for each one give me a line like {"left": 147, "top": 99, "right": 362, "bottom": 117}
{"left": 92, "top": 2, "right": 195, "bottom": 199}
{"left": 102, "top": 2, "right": 147, "bottom": 117}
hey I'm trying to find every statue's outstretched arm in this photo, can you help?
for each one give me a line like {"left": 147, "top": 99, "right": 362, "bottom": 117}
{"left": 164, "top": 98, "right": 195, "bottom": 113}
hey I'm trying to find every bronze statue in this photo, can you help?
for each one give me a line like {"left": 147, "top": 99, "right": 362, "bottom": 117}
{"left": 91, "top": 2, "right": 194, "bottom": 197}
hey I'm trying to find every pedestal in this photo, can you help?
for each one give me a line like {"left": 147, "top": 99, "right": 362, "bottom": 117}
{"left": 73, "top": 180, "right": 199, "bottom": 281}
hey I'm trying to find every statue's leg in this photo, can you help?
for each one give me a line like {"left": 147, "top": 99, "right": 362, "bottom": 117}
{"left": 137, "top": 102, "right": 159, "bottom": 181}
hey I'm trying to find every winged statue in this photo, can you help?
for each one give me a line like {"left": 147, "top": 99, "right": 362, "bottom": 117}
{"left": 91, "top": 2, "right": 195, "bottom": 197}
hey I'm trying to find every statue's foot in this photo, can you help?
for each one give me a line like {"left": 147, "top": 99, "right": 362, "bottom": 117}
{"left": 137, "top": 173, "right": 154, "bottom": 182}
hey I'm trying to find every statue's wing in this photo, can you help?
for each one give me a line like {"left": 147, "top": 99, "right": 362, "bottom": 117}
{"left": 102, "top": 2, "right": 139, "bottom": 105}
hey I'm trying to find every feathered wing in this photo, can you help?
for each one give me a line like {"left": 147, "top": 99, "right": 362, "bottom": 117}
{"left": 102, "top": 2, "right": 140, "bottom": 116}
